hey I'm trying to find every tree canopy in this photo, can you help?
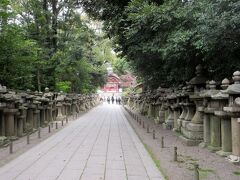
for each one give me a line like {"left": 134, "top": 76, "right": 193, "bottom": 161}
{"left": 1, "top": 0, "right": 239, "bottom": 92}
{"left": 0, "top": 0, "right": 117, "bottom": 93}
{"left": 80, "top": 0, "right": 240, "bottom": 88}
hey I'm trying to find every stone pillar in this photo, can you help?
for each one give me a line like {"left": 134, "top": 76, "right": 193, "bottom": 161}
{"left": 177, "top": 90, "right": 188, "bottom": 131}
{"left": 57, "top": 103, "right": 63, "bottom": 117}
{"left": 76, "top": 97, "right": 80, "bottom": 114}
{"left": 140, "top": 100, "right": 146, "bottom": 115}
{"left": 4, "top": 108, "right": 18, "bottom": 138}
{"left": 2, "top": 93, "right": 19, "bottom": 139}
{"left": 203, "top": 110, "right": 210, "bottom": 147}
{"left": 47, "top": 102, "right": 53, "bottom": 122}
{"left": 223, "top": 71, "right": 240, "bottom": 163}
{"left": 43, "top": 87, "right": 53, "bottom": 123}
{"left": 44, "top": 104, "right": 49, "bottom": 123}
{"left": 26, "top": 98, "right": 34, "bottom": 132}
{"left": 136, "top": 100, "right": 141, "bottom": 112}
{"left": 0, "top": 103, "right": 6, "bottom": 136}
{"left": 200, "top": 81, "right": 220, "bottom": 151}
{"left": 143, "top": 100, "right": 149, "bottom": 116}
{"left": 26, "top": 107, "right": 34, "bottom": 130}
{"left": 32, "top": 101, "right": 40, "bottom": 130}
{"left": 17, "top": 106, "right": 27, "bottom": 137}
{"left": 72, "top": 98, "right": 77, "bottom": 116}
{"left": 158, "top": 99, "right": 166, "bottom": 124}
{"left": 180, "top": 65, "right": 207, "bottom": 146}
{"left": 33, "top": 107, "right": 40, "bottom": 129}
{"left": 21, "top": 105, "right": 27, "bottom": 133}
{"left": 172, "top": 97, "right": 181, "bottom": 132}
{"left": 52, "top": 93, "right": 57, "bottom": 121}
{"left": 180, "top": 98, "right": 196, "bottom": 144}
{"left": 39, "top": 105, "right": 44, "bottom": 127}
{"left": 147, "top": 103, "right": 155, "bottom": 119}
{"left": 163, "top": 95, "right": 175, "bottom": 130}
{"left": 154, "top": 97, "right": 161, "bottom": 124}
{"left": 0, "top": 85, "right": 7, "bottom": 137}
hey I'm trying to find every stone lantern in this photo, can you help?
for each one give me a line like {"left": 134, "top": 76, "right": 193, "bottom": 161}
{"left": 64, "top": 96, "right": 72, "bottom": 116}
{"left": 180, "top": 84, "right": 196, "bottom": 145}
{"left": 176, "top": 87, "right": 188, "bottom": 132}
{"left": 137, "top": 95, "right": 142, "bottom": 113}
{"left": 141, "top": 93, "right": 148, "bottom": 116}
{"left": 180, "top": 65, "right": 207, "bottom": 145}
{"left": 147, "top": 92, "right": 157, "bottom": 120}
{"left": 37, "top": 94, "right": 49, "bottom": 127}
{"left": 25, "top": 92, "right": 36, "bottom": 132}
{"left": 127, "top": 94, "right": 132, "bottom": 107}
{"left": 211, "top": 78, "right": 232, "bottom": 156}
{"left": 2, "top": 92, "right": 19, "bottom": 139}
{"left": 79, "top": 95, "right": 86, "bottom": 112}
{"left": 133, "top": 94, "right": 139, "bottom": 112}
{"left": 56, "top": 91, "right": 65, "bottom": 120}
{"left": 172, "top": 88, "right": 182, "bottom": 132}
{"left": 33, "top": 97, "right": 41, "bottom": 130}
{"left": 199, "top": 80, "right": 220, "bottom": 151}
{"left": 76, "top": 94, "right": 81, "bottom": 113}
{"left": 153, "top": 88, "right": 164, "bottom": 124}
{"left": 163, "top": 93, "right": 175, "bottom": 130}
{"left": 223, "top": 71, "right": 240, "bottom": 163}
{"left": 14, "top": 93, "right": 27, "bottom": 137}
{"left": 0, "top": 85, "right": 9, "bottom": 145}
{"left": 132, "top": 94, "right": 138, "bottom": 111}
{"left": 139, "top": 94, "right": 147, "bottom": 115}
{"left": 43, "top": 87, "right": 53, "bottom": 123}
{"left": 72, "top": 95, "right": 78, "bottom": 116}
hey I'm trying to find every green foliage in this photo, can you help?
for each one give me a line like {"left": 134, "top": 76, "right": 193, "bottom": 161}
{"left": 0, "top": 24, "right": 39, "bottom": 89}
{"left": 113, "top": 57, "right": 130, "bottom": 75}
{"left": 2, "top": 0, "right": 239, "bottom": 92}
{"left": 81, "top": 0, "right": 240, "bottom": 88}
{"left": 56, "top": 81, "right": 71, "bottom": 92}
{"left": 0, "top": 0, "right": 108, "bottom": 93}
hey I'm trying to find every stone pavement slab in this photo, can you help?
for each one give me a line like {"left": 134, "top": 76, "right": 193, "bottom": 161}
{"left": 0, "top": 104, "right": 164, "bottom": 180}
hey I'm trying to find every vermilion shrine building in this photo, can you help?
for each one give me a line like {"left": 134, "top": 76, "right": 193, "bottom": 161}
{"left": 102, "top": 73, "right": 121, "bottom": 93}
{"left": 101, "top": 73, "right": 136, "bottom": 93}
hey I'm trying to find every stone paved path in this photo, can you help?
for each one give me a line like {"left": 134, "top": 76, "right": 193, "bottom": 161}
{"left": 0, "top": 104, "right": 164, "bottom": 180}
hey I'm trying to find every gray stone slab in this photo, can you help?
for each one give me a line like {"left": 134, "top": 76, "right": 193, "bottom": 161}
{"left": 0, "top": 104, "right": 164, "bottom": 180}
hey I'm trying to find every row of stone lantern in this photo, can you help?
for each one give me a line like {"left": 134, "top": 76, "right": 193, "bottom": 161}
{"left": 124, "top": 65, "right": 240, "bottom": 163}
{"left": 0, "top": 85, "right": 99, "bottom": 146}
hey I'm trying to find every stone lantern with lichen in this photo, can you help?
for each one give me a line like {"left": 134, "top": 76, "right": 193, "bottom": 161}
{"left": 223, "top": 71, "right": 240, "bottom": 163}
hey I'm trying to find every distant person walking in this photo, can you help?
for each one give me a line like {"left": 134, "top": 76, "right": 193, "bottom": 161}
{"left": 107, "top": 97, "right": 110, "bottom": 104}
{"left": 116, "top": 98, "right": 119, "bottom": 104}
{"left": 118, "top": 97, "right": 121, "bottom": 104}
{"left": 111, "top": 96, "right": 115, "bottom": 104}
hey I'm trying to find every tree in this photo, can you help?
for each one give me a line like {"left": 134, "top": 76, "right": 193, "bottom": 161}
{"left": 0, "top": 0, "right": 39, "bottom": 90}
{"left": 80, "top": 0, "right": 240, "bottom": 88}
{"left": 0, "top": 0, "right": 108, "bottom": 93}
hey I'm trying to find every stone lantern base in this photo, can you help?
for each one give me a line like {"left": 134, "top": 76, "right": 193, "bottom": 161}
{"left": 179, "top": 123, "right": 203, "bottom": 146}
{"left": 0, "top": 136, "right": 9, "bottom": 147}
{"left": 227, "top": 155, "right": 240, "bottom": 165}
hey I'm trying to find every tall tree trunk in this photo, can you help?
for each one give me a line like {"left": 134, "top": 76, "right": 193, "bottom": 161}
{"left": 51, "top": 0, "right": 58, "bottom": 51}
{"left": 37, "top": 69, "right": 41, "bottom": 92}
{"left": 43, "top": 0, "right": 51, "bottom": 48}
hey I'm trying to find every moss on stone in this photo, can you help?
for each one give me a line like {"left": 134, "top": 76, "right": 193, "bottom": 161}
{"left": 233, "top": 171, "right": 240, "bottom": 176}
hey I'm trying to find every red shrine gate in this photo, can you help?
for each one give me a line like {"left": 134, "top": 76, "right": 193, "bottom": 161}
{"left": 102, "top": 74, "right": 121, "bottom": 93}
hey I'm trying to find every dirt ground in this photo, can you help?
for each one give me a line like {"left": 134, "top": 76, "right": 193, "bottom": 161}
{"left": 122, "top": 106, "right": 240, "bottom": 180}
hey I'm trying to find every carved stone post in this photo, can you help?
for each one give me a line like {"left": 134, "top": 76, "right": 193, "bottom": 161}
{"left": 223, "top": 71, "right": 240, "bottom": 163}
{"left": 180, "top": 65, "right": 207, "bottom": 146}
{"left": 212, "top": 79, "right": 232, "bottom": 156}
{"left": 177, "top": 87, "right": 188, "bottom": 131}
{"left": 3, "top": 93, "right": 19, "bottom": 139}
